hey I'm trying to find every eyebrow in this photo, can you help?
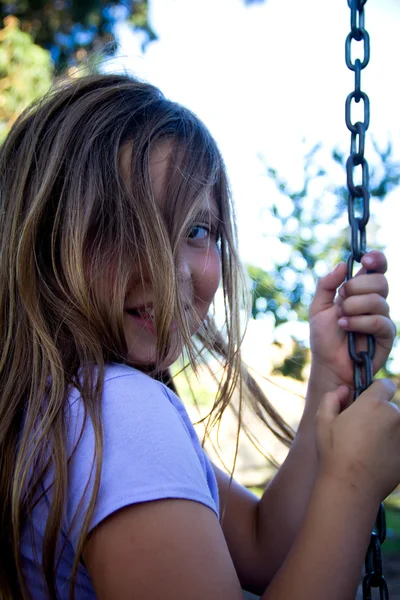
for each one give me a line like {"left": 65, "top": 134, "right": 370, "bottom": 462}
{"left": 192, "top": 203, "right": 221, "bottom": 225}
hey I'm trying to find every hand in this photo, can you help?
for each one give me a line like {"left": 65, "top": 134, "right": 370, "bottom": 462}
{"left": 316, "top": 380, "right": 400, "bottom": 503}
{"left": 309, "top": 251, "right": 396, "bottom": 391}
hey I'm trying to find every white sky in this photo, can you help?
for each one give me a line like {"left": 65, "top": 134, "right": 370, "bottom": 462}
{"left": 107, "top": 0, "right": 400, "bottom": 365}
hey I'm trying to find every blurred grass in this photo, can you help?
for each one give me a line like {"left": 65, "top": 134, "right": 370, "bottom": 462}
{"left": 383, "top": 494, "right": 400, "bottom": 553}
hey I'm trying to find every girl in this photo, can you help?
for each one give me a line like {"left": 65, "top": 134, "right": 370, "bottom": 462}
{"left": 0, "top": 73, "right": 399, "bottom": 600}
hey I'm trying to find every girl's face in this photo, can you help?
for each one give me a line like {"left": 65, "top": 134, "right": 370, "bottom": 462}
{"left": 122, "top": 140, "right": 221, "bottom": 367}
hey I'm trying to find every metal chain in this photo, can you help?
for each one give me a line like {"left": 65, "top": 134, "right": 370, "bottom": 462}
{"left": 345, "top": 1, "right": 388, "bottom": 597}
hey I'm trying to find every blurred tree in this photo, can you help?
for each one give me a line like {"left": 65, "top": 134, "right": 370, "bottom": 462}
{"left": 0, "top": 15, "right": 53, "bottom": 141}
{"left": 272, "top": 339, "right": 309, "bottom": 382}
{"left": 0, "top": 0, "right": 265, "bottom": 136}
{"left": 0, "top": 0, "right": 155, "bottom": 71}
{"left": 247, "top": 140, "right": 400, "bottom": 379}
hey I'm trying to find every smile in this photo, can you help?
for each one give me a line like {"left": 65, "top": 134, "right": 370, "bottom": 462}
{"left": 128, "top": 306, "right": 155, "bottom": 321}
{"left": 126, "top": 307, "right": 182, "bottom": 334}
{"left": 126, "top": 307, "right": 157, "bottom": 333}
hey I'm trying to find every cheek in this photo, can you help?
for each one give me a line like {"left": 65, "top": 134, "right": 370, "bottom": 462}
{"left": 193, "top": 246, "right": 221, "bottom": 307}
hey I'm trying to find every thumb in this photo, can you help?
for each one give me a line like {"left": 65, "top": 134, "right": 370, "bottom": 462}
{"left": 316, "top": 385, "right": 349, "bottom": 451}
{"left": 318, "top": 385, "right": 350, "bottom": 423}
{"left": 310, "top": 262, "right": 347, "bottom": 318}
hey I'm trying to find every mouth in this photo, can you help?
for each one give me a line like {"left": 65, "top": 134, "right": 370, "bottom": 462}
{"left": 125, "top": 303, "right": 191, "bottom": 333}
{"left": 126, "top": 305, "right": 155, "bottom": 321}
{"left": 125, "top": 306, "right": 157, "bottom": 334}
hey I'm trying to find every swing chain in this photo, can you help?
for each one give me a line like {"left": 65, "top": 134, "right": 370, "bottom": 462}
{"left": 345, "top": 0, "right": 374, "bottom": 398}
{"left": 345, "top": 2, "right": 388, "bottom": 598}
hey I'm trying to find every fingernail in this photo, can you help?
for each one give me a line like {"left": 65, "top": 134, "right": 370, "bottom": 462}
{"left": 363, "top": 256, "right": 374, "bottom": 267}
{"left": 338, "top": 318, "right": 348, "bottom": 328}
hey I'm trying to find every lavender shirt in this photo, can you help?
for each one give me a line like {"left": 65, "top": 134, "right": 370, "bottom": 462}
{"left": 20, "top": 364, "right": 219, "bottom": 599}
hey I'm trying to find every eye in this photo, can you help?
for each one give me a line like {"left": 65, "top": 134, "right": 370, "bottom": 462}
{"left": 187, "top": 225, "right": 210, "bottom": 240}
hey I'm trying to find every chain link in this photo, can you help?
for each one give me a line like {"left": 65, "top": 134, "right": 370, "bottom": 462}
{"left": 345, "top": 1, "right": 388, "bottom": 597}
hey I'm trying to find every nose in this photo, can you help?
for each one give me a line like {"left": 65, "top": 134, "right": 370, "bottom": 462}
{"left": 177, "top": 246, "right": 191, "bottom": 282}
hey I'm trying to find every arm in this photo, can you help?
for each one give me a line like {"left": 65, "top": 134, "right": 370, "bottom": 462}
{"left": 262, "top": 472, "right": 377, "bottom": 600}
{"left": 82, "top": 478, "right": 373, "bottom": 600}
{"left": 264, "top": 379, "right": 400, "bottom": 600}
{"left": 84, "top": 499, "right": 245, "bottom": 600}
{"left": 213, "top": 392, "right": 321, "bottom": 594}
{"left": 216, "top": 252, "right": 395, "bottom": 593}
{"left": 84, "top": 380, "right": 400, "bottom": 600}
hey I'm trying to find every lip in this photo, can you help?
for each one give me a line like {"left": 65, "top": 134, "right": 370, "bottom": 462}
{"left": 125, "top": 302, "right": 192, "bottom": 334}
{"left": 125, "top": 302, "right": 192, "bottom": 315}
{"left": 125, "top": 308, "right": 181, "bottom": 334}
{"left": 126, "top": 310, "right": 158, "bottom": 333}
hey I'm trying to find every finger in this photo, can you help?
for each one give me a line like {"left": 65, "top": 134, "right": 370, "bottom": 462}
{"left": 352, "top": 251, "right": 388, "bottom": 277}
{"left": 310, "top": 263, "right": 347, "bottom": 318}
{"left": 339, "top": 294, "right": 390, "bottom": 318}
{"left": 360, "top": 250, "right": 388, "bottom": 275}
{"left": 339, "top": 273, "right": 389, "bottom": 300}
{"left": 338, "top": 314, "right": 396, "bottom": 344}
{"left": 358, "top": 378, "right": 396, "bottom": 404}
{"left": 346, "top": 250, "right": 387, "bottom": 277}
{"left": 317, "top": 385, "right": 350, "bottom": 422}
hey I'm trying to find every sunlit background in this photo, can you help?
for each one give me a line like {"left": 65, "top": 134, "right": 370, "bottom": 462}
{"left": 106, "top": 0, "right": 400, "bottom": 368}
{"left": 2, "top": 1, "right": 400, "bottom": 594}
{"left": 2, "top": 0, "right": 400, "bottom": 471}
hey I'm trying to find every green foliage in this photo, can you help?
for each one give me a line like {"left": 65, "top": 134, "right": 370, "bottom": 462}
{"left": 247, "top": 264, "right": 291, "bottom": 324}
{"left": 0, "top": 0, "right": 155, "bottom": 70}
{"left": 0, "top": 0, "right": 263, "bottom": 135}
{"left": 0, "top": 1, "right": 154, "bottom": 137}
{"left": 247, "top": 141, "right": 400, "bottom": 379}
{"left": 0, "top": 16, "right": 53, "bottom": 141}
{"left": 272, "top": 339, "right": 309, "bottom": 381}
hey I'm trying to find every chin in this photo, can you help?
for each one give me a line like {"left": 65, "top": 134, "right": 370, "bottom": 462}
{"left": 126, "top": 343, "right": 183, "bottom": 373}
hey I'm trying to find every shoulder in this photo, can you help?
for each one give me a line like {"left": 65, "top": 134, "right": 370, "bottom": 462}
{"left": 65, "top": 364, "right": 219, "bottom": 547}
{"left": 101, "top": 363, "right": 203, "bottom": 449}
{"left": 67, "top": 363, "right": 187, "bottom": 440}
{"left": 70, "top": 362, "right": 172, "bottom": 406}
{"left": 66, "top": 363, "right": 201, "bottom": 466}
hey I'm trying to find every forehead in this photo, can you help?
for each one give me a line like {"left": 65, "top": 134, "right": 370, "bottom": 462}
{"left": 120, "top": 139, "right": 219, "bottom": 216}
{"left": 148, "top": 139, "right": 173, "bottom": 203}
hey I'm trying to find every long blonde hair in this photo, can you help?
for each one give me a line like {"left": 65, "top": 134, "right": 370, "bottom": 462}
{"left": 0, "top": 73, "right": 294, "bottom": 599}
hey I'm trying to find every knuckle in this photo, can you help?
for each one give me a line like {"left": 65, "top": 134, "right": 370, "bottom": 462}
{"left": 377, "top": 275, "right": 389, "bottom": 297}
{"left": 375, "top": 315, "right": 391, "bottom": 336}
{"left": 368, "top": 314, "right": 392, "bottom": 334}
{"left": 371, "top": 294, "right": 388, "bottom": 315}
{"left": 389, "top": 319, "right": 397, "bottom": 340}
{"left": 379, "top": 316, "right": 395, "bottom": 338}
{"left": 372, "top": 292, "right": 384, "bottom": 305}
{"left": 381, "top": 299, "right": 390, "bottom": 316}
{"left": 373, "top": 315, "right": 381, "bottom": 329}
